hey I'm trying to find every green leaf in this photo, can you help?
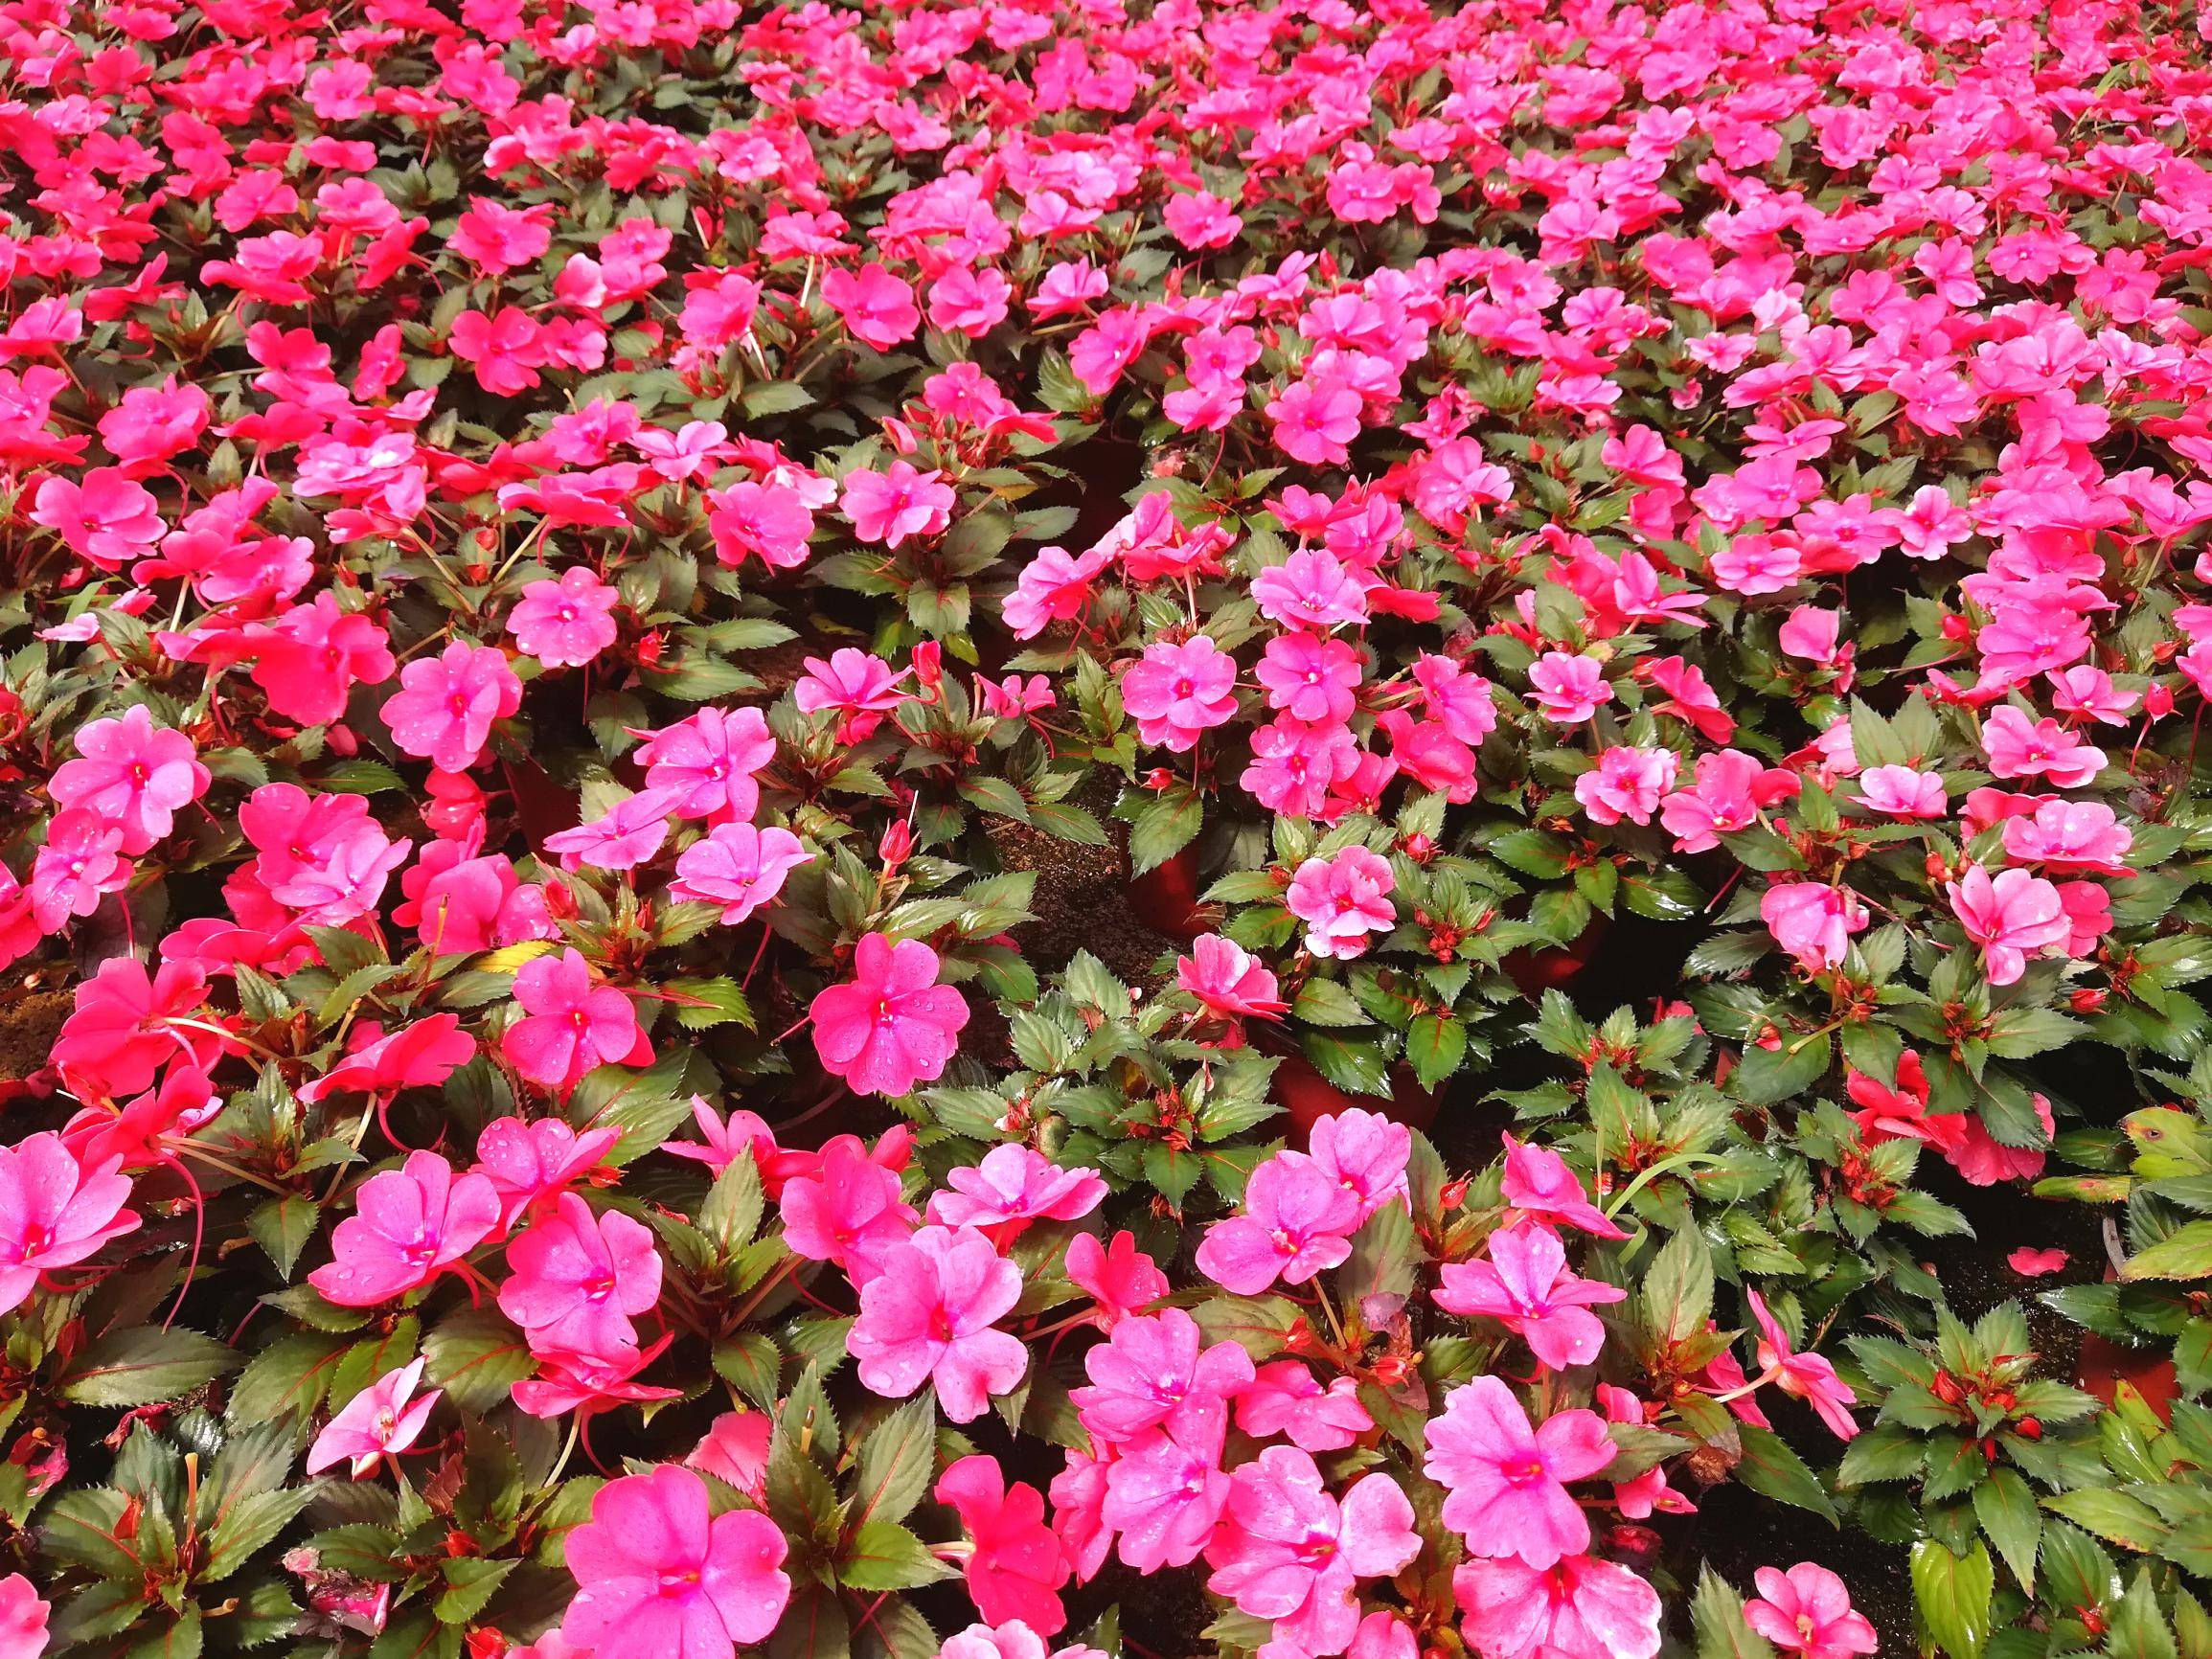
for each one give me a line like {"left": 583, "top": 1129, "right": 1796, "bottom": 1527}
{"left": 1731, "top": 1032, "right": 1832, "bottom": 1105}
{"left": 422, "top": 1307, "right": 535, "bottom": 1414}
{"left": 245, "top": 1195, "right": 319, "bottom": 1280}
{"left": 2042, "top": 1488, "right": 2172, "bottom": 1554}
{"left": 1127, "top": 787, "right": 1202, "bottom": 875}
{"left": 2122, "top": 1219, "right": 2212, "bottom": 1280}
{"left": 1911, "top": 1538, "right": 1994, "bottom": 1659}
{"left": 1973, "top": 1466, "right": 2040, "bottom": 1591}
{"left": 838, "top": 1520, "right": 954, "bottom": 1592}
{"left": 1692, "top": 1567, "right": 1776, "bottom": 1659}
{"left": 1733, "top": 1424, "right": 1838, "bottom": 1523}
{"left": 1404, "top": 1014, "right": 1467, "bottom": 1088}
{"left": 59, "top": 1327, "right": 239, "bottom": 1407}
{"left": 853, "top": 1398, "right": 938, "bottom": 1529}
{"left": 1641, "top": 1227, "right": 1713, "bottom": 1345}
{"left": 435, "top": 1557, "right": 517, "bottom": 1624}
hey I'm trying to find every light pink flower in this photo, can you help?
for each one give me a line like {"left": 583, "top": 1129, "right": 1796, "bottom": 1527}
{"left": 542, "top": 787, "right": 684, "bottom": 872}
{"left": 498, "top": 1193, "right": 664, "bottom": 1360}
{"left": 779, "top": 1134, "right": 918, "bottom": 1284}
{"left": 0, "top": 1574, "right": 49, "bottom": 1659}
{"left": 381, "top": 641, "right": 522, "bottom": 772}
{"left": 841, "top": 460, "right": 954, "bottom": 547}
{"left": 634, "top": 707, "right": 777, "bottom": 823}
{"left": 1454, "top": 1554, "right": 1662, "bottom": 1659}
{"left": 1176, "top": 934, "right": 1287, "bottom": 1022}
{"left": 928, "top": 1145, "right": 1107, "bottom": 1232}
{"left": 1499, "top": 1135, "right": 1629, "bottom": 1239}
{"left": 810, "top": 933, "right": 969, "bottom": 1097}
{"left": 1745, "top": 1563, "right": 1878, "bottom": 1659}
{"left": 793, "top": 648, "right": 912, "bottom": 742}
{"left": 671, "top": 824, "right": 812, "bottom": 923}
{"left": 1529, "top": 653, "right": 1612, "bottom": 723}
{"left": 1435, "top": 1223, "right": 1627, "bottom": 1370}
{"left": 505, "top": 948, "right": 647, "bottom": 1092}
{"left": 510, "top": 567, "right": 619, "bottom": 668}
{"left": 848, "top": 1224, "right": 1027, "bottom": 1420}
{"left": 1284, "top": 847, "right": 1397, "bottom": 960}
{"left": 1307, "top": 1108, "right": 1410, "bottom": 1225}
{"left": 1946, "top": 865, "right": 2068, "bottom": 987}
{"left": 1233, "top": 1360, "right": 1374, "bottom": 1452}
{"left": 1205, "top": 1448, "right": 1420, "bottom": 1658}
{"left": 1101, "top": 1431, "right": 1228, "bottom": 1572}
{"left": 1981, "top": 705, "right": 2106, "bottom": 787}
{"left": 1760, "top": 881, "right": 1868, "bottom": 971}
{"left": 307, "top": 1356, "right": 440, "bottom": 1477}
{"left": 1196, "top": 1150, "right": 1361, "bottom": 1293}
{"left": 2001, "top": 800, "right": 2132, "bottom": 875}
{"left": 1121, "top": 637, "right": 1240, "bottom": 752}
{"left": 472, "top": 1116, "right": 621, "bottom": 1230}
{"left": 1856, "top": 765, "right": 1947, "bottom": 820}
{"left": 1070, "top": 1307, "right": 1254, "bottom": 1451}
{"left": 48, "top": 705, "right": 210, "bottom": 854}
{"left": 560, "top": 1466, "right": 791, "bottom": 1659}
{"left": 1574, "top": 745, "right": 1677, "bottom": 827}
{"left": 1424, "top": 1376, "right": 1615, "bottom": 1568}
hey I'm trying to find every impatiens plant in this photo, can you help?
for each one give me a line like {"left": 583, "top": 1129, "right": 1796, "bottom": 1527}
{"left": 9, "top": 0, "right": 2212, "bottom": 1650}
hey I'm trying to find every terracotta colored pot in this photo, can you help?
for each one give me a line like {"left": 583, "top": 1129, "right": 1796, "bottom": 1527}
{"left": 1503, "top": 914, "right": 1612, "bottom": 1001}
{"left": 1129, "top": 846, "right": 1204, "bottom": 940}
{"left": 1273, "top": 1053, "right": 1441, "bottom": 1148}
{"left": 2076, "top": 1332, "right": 2178, "bottom": 1423}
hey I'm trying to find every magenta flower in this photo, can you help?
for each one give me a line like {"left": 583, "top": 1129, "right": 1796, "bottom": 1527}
{"left": 927, "top": 1145, "right": 1107, "bottom": 1232}
{"left": 1573, "top": 744, "right": 1678, "bottom": 828}
{"left": 1307, "top": 1107, "right": 1411, "bottom": 1225}
{"left": 1252, "top": 549, "right": 1371, "bottom": 631}
{"left": 840, "top": 460, "right": 953, "bottom": 547}
{"left": 504, "top": 948, "right": 647, "bottom": 1093}
{"left": 30, "top": 466, "right": 162, "bottom": 569}
{"left": 810, "top": 933, "right": 969, "bottom": 1097}
{"left": 2001, "top": 800, "right": 2132, "bottom": 875}
{"left": 1981, "top": 704, "right": 2106, "bottom": 787}
{"left": 1454, "top": 1554, "right": 1662, "bottom": 1659}
{"left": 380, "top": 641, "right": 523, "bottom": 772}
{"left": 847, "top": 1223, "right": 1027, "bottom": 1421}
{"left": 1946, "top": 864, "right": 2069, "bottom": 987}
{"left": 1233, "top": 1360, "right": 1374, "bottom": 1453}
{"left": 0, "top": 1133, "right": 140, "bottom": 1316}
{"left": 307, "top": 1356, "right": 440, "bottom": 1478}
{"left": 1120, "top": 637, "right": 1240, "bottom": 753}
{"left": 559, "top": 1465, "right": 791, "bottom": 1659}
{"left": 510, "top": 566, "right": 619, "bottom": 668}
{"left": 1748, "top": 1290, "right": 1859, "bottom": 1441}
{"left": 1196, "top": 1151, "right": 1362, "bottom": 1294}
{"left": 47, "top": 705, "right": 210, "bottom": 854}
{"left": 1063, "top": 1231, "right": 1170, "bottom": 1328}
{"left": 779, "top": 1134, "right": 918, "bottom": 1284}
{"left": 242, "top": 784, "right": 412, "bottom": 926}
{"left": 1205, "top": 1448, "right": 1420, "bottom": 1659}
{"left": 542, "top": 787, "right": 684, "bottom": 872}
{"left": 936, "top": 1455, "right": 1072, "bottom": 1636}
{"left": 498, "top": 1193, "right": 664, "bottom": 1360}
{"left": 28, "top": 809, "right": 128, "bottom": 931}
{"left": 1745, "top": 1563, "right": 1879, "bottom": 1659}
{"left": 710, "top": 480, "right": 816, "bottom": 570}
{"left": 1070, "top": 1307, "right": 1254, "bottom": 1451}
{"left": 670, "top": 824, "right": 812, "bottom": 923}
{"left": 1284, "top": 847, "right": 1397, "bottom": 961}
{"left": 634, "top": 706, "right": 778, "bottom": 823}
{"left": 821, "top": 261, "right": 922, "bottom": 350}
{"left": 1100, "top": 1430, "right": 1229, "bottom": 1572}
{"left": 1423, "top": 1376, "right": 1615, "bottom": 1568}
{"left": 308, "top": 1151, "right": 500, "bottom": 1307}
{"left": 1498, "top": 1136, "right": 1630, "bottom": 1239}
{"left": 1434, "top": 1223, "right": 1627, "bottom": 1370}
{"left": 472, "top": 1116, "right": 621, "bottom": 1230}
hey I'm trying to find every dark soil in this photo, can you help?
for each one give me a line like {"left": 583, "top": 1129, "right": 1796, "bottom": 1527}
{"left": 988, "top": 807, "right": 1179, "bottom": 990}
{"left": 0, "top": 985, "right": 71, "bottom": 1086}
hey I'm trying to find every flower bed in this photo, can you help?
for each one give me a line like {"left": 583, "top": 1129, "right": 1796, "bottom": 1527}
{"left": 1, "top": 0, "right": 2211, "bottom": 1654}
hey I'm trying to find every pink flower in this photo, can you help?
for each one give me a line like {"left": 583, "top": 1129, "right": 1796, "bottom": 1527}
{"left": 928, "top": 1146, "right": 1107, "bottom": 1234}
{"left": 1946, "top": 865, "right": 2068, "bottom": 987}
{"left": 242, "top": 784, "right": 412, "bottom": 925}
{"left": 0, "top": 1133, "right": 139, "bottom": 1315}
{"left": 635, "top": 707, "right": 778, "bottom": 823}
{"left": 559, "top": 1466, "right": 791, "bottom": 1659}
{"left": 810, "top": 933, "right": 969, "bottom": 1097}
{"left": 0, "top": 1574, "right": 48, "bottom": 1659}
{"left": 1004, "top": 545, "right": 1112, "bottom": 639}
{"left": 51, "top": 957, "right": 212, "bottom": 1100}
{"left": 1857, "top": 765, "right": 1947, "bottom": 820}
{"left": 1499, "top": 1135, "right": 1630, "bottom": 1239}
{"left": 309, "top": 1151, "right": 500, "bottom": 1307}
{"left": 48, "top": 705, "right": 210, "bottom": 854}
{"left": 671, "top": 824, "right": 812, "bottom": 923}
{"left": 1454, "top": 1554, "right": 1662, "bottom": 1659}
{"left": 31, "top": 466, "right": 162, "bottom": 569}
{"left": 1285, "top": 847, "right": 1397, "bottom": 960}
{"left": 822, "top": 261, "right": 922, "bottom": 350}
{"left": 543, "top": 787, "right": 685, "bottom": 872}
{"left": 1424, "top": 1376, "right": 1615, "bottom": 1569}
{"left": 1435, "top": 1223, "right": 1627, "bottom": 1370}
{"left": 841, "top": 461, "right": 955, "bottom": 547}
{"left": 793, "top": 648, "right": 913, "bottom": 742}
{"left": 1748, "top": 1290, "right": 1859, "bottom": 1441}
{"left": 1760, "top": 881, "right": 1869, "bottom": 971}
{"left": 710, "top": 480, "right": 816, "bottom": 569}
{"left": 1064, "top": 1231, "right": 1169, "bottom": 1328}
{"left": 298, "top": 1014, "right": 477, "bottom": 1104}
{"left": 1257, "top": 632, "right": 1364, "bottom": 724}
{"left": 1176, "top": 934, "right": 1287, "bottom": 1023}
{"left": 1744, "top": 1563, "right": 1878, "bottom": 1659}
{"left": 473, "top": 1116, "right": 621, "bottom": 1230}
{"left": 2009, "top": 1246, "right": 2068, "bottom": 1277}
{"left": 1266, "top": 377, "right": 1364, "bottom": 466}
{"left": 1234, "top": 1360, "right": 1374, "bottom": 1452}
{"left": 246, "top": 593, "right": 397, "bottom": 727}
{"left": 1659, "top": 750, "right": 1796, "bottom": 852}
{"left": 510, "top": 566, "right": 619, "bottom": 668}
{"left": 1121, "top": 637, "right": 1241, "bottom": 752}
{"left": 1252, "top": 550, "right": 1370, "bottom": 631}
{"left": 848, "top": 1224, "right": 1027, "bottom": 1420}
{"left": 1101, "top": 1430, "right": 1229, "bottom": 1571}
{"left": 1981, "top": 705, "right": 2106, "bottom": 787}
{"left": 689, "top": 1410, "right": 771, "bottom": 1501}
{"left": 1307, "top": 1108, "right": 1411, "bottom": 1225}
{"left": 779, "top": 1134, "right": 918, "bottom": 1284}
{"left": 505, "top": 949, "right": 648, "bottom": 1092}
{"left": 1205, "top": 1448, "right": 1420, "bottom": 1658}
{"left": 1597, "top": 1385, "right": 1693, "bottom": 1519}
{"left": 29, "top": 809, "right": 128, "bottom": 931}
{"left": 1574, "top": 745, "right": 1677, "bottom": 827}
{"left": 381, "top": 641, "right": 522, "bottom": 772}
{"left": 2001, "top": 800, "right": 2132, "bottom": 875}
{"left": 1196, "top": 1151, "right": 1361, "bottom": 1293}
{"left": 498, "top": 1193, "right": 664, "bottom": 1360}
{"left": 936, "top": 1455, "right": 1072, "bottom": 1635}
{"left": 1071, "top": 1307, "right": 1254, "bottom": 1450}
{"left": 1529, "top": 653, "right": 1613, "bottom": 724}
{"left": 307, "top": 1356, "right": 440, "bottom": 1477}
